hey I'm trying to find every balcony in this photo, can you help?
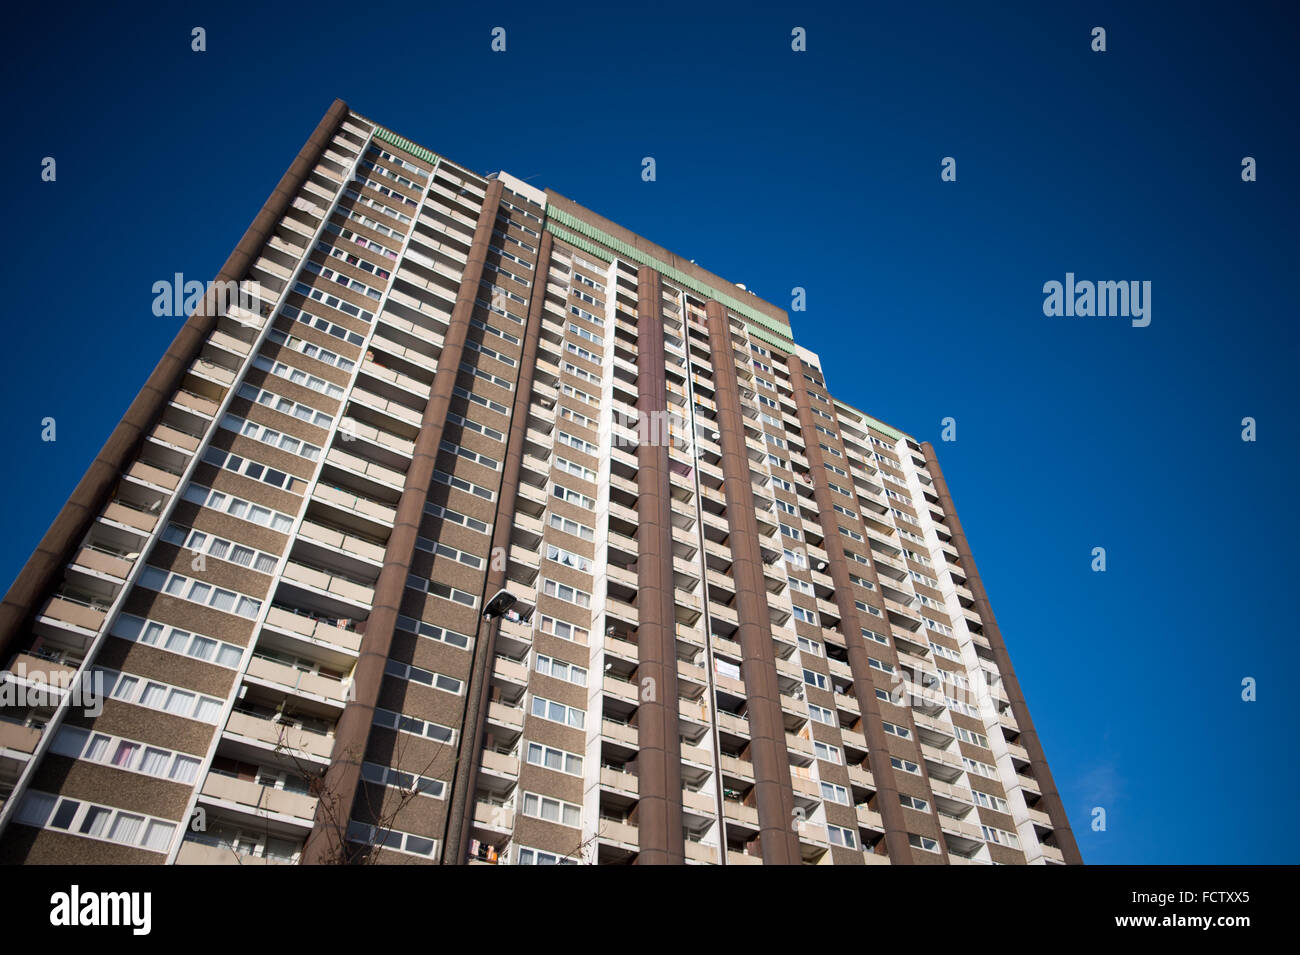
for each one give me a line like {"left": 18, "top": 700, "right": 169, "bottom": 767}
{"left": 39, "top": 595, "right": 107, "bottom": 633}
{"left": 855, "top": 805, "right": 885, "bottom": 831}
{"left": 244, "top": 655, "right": 349, "bottom": 706}
{"left": 487, "top": 701, "right": 524, "bottom": 733}
{"left": 200, "top": 772, "right": 318, "bottom": 825}
{"left": 480, "top": 748, "right": 520, "bottom": 780}
{"left": 102, "top": 501, "right": 158, "bottom": 534}
{"left": 223, "top": 710, "right": 334, "bottom": 762}
{"left": 125, "top": 460, "right": 181, "bottom": 492}
{"left": 0, "top": 719, "right": 42, "bottom": 756}
{"left": 601, "top": 718, "right": 638, "bottom": 748}
{"left": 938, "top": 813, "right": 982, "bottom": 841}
{"left": 263, "top": 605, "right": 363, "bottom": 654}
{"left": 312, "top": 483, "right": 397, "bottom": 528}
{"left": 176, "top": 837, "right": 294, "bottom": 865}
{"left": 922, "top": 744, "right": 964, "bottom": 783}
{"left": 69, "top": 545, "right": 133, "bottom": 583}
{"left": 600, "top": 765, "right": 639, "bottom": 796}
{"left": 684, "top": 840, "right": 719, "bottom": 864}
{"left": 596, "top": 817, "right": 638, "bottom": 849}
{"left": 280, "top": 560, "right": 375, "bottom": 609}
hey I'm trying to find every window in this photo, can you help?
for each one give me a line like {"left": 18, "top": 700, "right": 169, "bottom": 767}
{"left": 981, "top": 825, "right": 1020, "bottom": 849}
{"left": 808, "top": 703, "right": 837, "bottom": 727}
{"left": 813, "top": 741, "right": 842, "bottom": 764}
{"left": 556, "top": 456, "right": 596, "bottom": 482}
{"left": 15, "top": 791, "right": 177, "bottom": 854}
{"left": 385, "top": 659, "right": 464, "bottom": 695}
{"left": 535, "top": 653, "right": 588, "bottom": 687}
{"left": 909, "top": 833, "right": 940, "bottom": 853}
{"left": 542, "top": 578, "right": 591, "bottom": 608}
{"left": 94, "top": 667, "right": 224, "bottom": 723}
{"left": 433, "top": 468, "right": 495, "bottom": 502}
{"left": 539, "top": 615, "right": 589, "bottom": 645}
{"left": 424, "top": 501, "right": 490, "bottom": 535}
{"left": 415, "top": 536, "right": 485, "bottom": 570}
{"left": 791, "top": 606, "right": 818, "bottom": 626}
{"left": 440, "top": 439, "right": 499, "bottom": 471}
{"left": 373, "top": 708, "right": 456, "bottom": 744}
{"left": 972, "top": 789, "right": 1010, "bottom": 813}
{"left": 802, "top": 669, "right": 828, "bottom": 691}
{"left": 953, "top": 725, "right": 990, "bottom": 749}
{"left": 237, "top": 382, "right": 333, "bottom": 428}
{"left": 820, "top": 782, "right": 850, "bottom": 805}
{"left": 552, "top": 483, "right": 595, "bottom": 510}
{"left": 219, "top": 413, "right": 321, "bottom": 462}
{"left": 360, "top": 761, "right": 445, "bottom": 798}
{"left": 447, "top": 410, "right": 506, "bottom": 442}
{"left": 890, "top": 756, "right": 921, "bottom": 775}
{"left": 201, "top": 446, "right": 298, "bottom": 493}
{"left": 796, "top": 635, "right": 823, "bottom": 657}
{"left": 963, "top": 757, "right": 999, "bottom": 779}
{"left": 788, "top": 576, "right": 815, "bottom": 597}
{"left": 112, "top": 614, "right": 243, "bottom": 669}
{"left": 182, "top": 482, "right": 294, "bottom": 533}
{"left": 548, "top": 512, "right": 595, "bottom": 541}
{"left": 861, "top": 627, "right": 889, "bottom": 647}
{"left": 521, "top": 792, "right": 582, "bottom": 828}
{"left": 161, "top": 524, "right": 280, "bottom": 576}
{"left": 395, "top": 614, "right": 473, "bottom": 650}
{"left": 525, "top": 742, "right": 583, "bottom": 777}
{"left": 827, "top": 824, "right": 857, "bottom": 849}
{"left": 882, "top": 721, "right": 912, "bottom": 740}
{"left": 900, "top": 794, "right": 930, "bottom": 812}
{"left": 530, "top": 695, "right": 584, "bottom": 729}
{"left": 346, "top": 821, "right": 437, "bottom": 858}
{"left": 516, "top": 845, "right": 579, "bottom": 865}
{"left": 545, "top": 543, "right": 591, "bottom": 573}
{"left": 405, "top": 575, "right": 478, "bottom": 609}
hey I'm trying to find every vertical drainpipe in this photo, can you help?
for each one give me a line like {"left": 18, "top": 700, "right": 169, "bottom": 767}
{"left": 702, "top": 301, "right": 801, "bottom": 865}
{"left": 632, "top": 266, "right": 686, "bottom": 864}
{"left": 301, "top": 179, "right": 505, "bottom": 863}
{"left": 443, "top": 231, "right": 554, "bottom": 864}
{"left": 787, "top": 355, "right": 932, "bottom": 863}
{"left": 921, "top": 442, "right": 1083, "bottom": 865}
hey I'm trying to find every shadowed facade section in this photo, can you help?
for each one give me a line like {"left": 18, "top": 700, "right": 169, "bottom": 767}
{"left": 631, "top": 266, "right": 685, "bottom": 864}
{"left": 704, "top": 301, "right": 800, "bottom": 865}
{"left": 442, "top": 231, "right": 555, "bottom": 864}
{"left": 302, "top": 179, "right": 505, "bottom": 863}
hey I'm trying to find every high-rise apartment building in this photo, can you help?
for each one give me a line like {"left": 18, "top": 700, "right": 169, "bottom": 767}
{"left": 0, "top": 100, "right": 1080, "bottom": 865}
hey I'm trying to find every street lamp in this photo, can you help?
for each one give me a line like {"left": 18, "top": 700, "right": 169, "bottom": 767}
{"left": 483, "top": 588, "right": 516, "bottom": 620}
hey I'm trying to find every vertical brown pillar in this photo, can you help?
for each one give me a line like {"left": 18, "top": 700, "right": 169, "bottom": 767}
{"left": 921, "top": 442, "right": 1083, "bottom": 865}
{"left": 632, "top": 266, "right": 686, "bottom": 865}
{"left": 787, "top": 356, "right": 937, "bottom": 863}
{"left": 442, "top": 231, "right": 554, "bottom": 864}
{"left": 0, "top": 98, "right": 349, "bottom": 668}
{"left": 302, "top": 179, "right": 505, "bottom": 864}
{"left": 703, "top": 301, "right": 801, "bottom": 865}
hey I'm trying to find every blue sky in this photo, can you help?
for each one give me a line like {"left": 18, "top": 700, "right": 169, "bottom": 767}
{"left": 2, "top": 1, "right": 1297, "bottom": 863}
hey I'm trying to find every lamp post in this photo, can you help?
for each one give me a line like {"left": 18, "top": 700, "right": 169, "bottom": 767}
{"left": 446, "top": 588, "right": 518, "bottom": 863}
